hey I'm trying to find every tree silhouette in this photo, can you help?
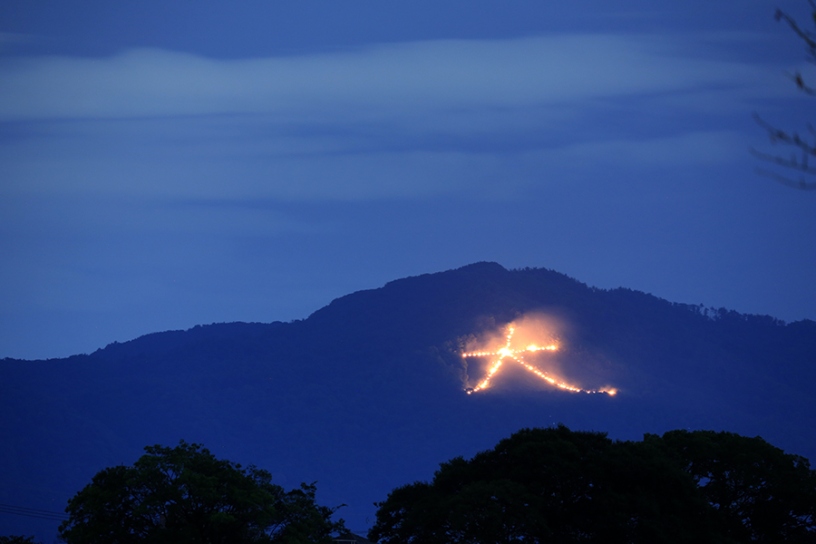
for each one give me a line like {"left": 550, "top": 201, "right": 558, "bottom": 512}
{"left": 658, "top": 430, "right": 816, "bottom": 543}
{"left": 369, "top": 426, "right": 720, "bottom": 544}
{"left": 58, "top": 441, "right": 344, "bottom": 544}
{"left": 369, "top": 426, "right": 816, "bottom": 544}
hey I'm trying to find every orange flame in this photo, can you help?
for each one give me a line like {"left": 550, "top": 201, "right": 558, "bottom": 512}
{"left": 462, "top": 324, "right": 616, "bottom": 396}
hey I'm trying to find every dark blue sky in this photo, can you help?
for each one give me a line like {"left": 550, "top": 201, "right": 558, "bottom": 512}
{"left": 1, "top": 0, "right": 814, "bottom": 359}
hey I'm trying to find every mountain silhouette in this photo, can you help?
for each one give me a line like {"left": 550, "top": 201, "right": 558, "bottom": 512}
{"left": 2, "top": 262, "right": 815, "bottom": 538}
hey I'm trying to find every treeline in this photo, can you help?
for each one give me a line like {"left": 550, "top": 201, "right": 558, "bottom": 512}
{"left": 4, "top": 426, "right": 815, "bottom": 543}
{"left": 370, "top": 426, "right": 816, "bottom": 543}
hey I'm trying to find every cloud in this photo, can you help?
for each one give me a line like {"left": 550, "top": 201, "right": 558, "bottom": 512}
{"left": 0, "top": 33, "right": 770, "bottom": 203}
{"left": 0, "top": 34, "right": 768, "bottom": 122}
{"left": 0, "top": 32, "right": 35, "bottom": 49}
{"left": 543, "top": 130, "right": 745, "bottom": 168}
{"left": 0, "top": 115, "right": 745, "bottom": 203}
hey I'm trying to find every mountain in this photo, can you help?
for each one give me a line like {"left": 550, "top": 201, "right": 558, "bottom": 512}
{"left": 2, "top": 262, "right": 815, "bottom": 540}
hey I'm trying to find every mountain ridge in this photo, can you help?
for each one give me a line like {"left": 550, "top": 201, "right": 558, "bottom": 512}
{"left": 2, "top": 262, "right": 814, "bottom": 540}
{"left": 8, "top": 262, "right": 808, "bottom": 363}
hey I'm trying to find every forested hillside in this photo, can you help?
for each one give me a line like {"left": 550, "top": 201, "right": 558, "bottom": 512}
{"left": 2, "top": 263, "right": 815, "bottom": 539}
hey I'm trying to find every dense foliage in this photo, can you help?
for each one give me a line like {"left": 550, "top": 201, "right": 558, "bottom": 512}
{"left": 660, "top": 430, "right": 816, "bottom": 543}
{"left": 58, "top": 441, "right": 344, "bottom": 544}
{"left": 369, "top": 426, "right": 816, "bottom": 544}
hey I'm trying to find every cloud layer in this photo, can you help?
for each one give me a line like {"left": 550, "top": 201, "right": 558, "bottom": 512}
{"left": 0, "top": 34, "right": 770, "bottom": 122}
{"left": 0, "top": 33, "right": 775, "bottom": 202}
{"left": 4, "top": 30, "right": 814, "bottom": 361}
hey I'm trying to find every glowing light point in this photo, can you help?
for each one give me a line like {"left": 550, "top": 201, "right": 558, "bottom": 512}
{"left": 462, "top": 324, "right": 616, "bottom": 396}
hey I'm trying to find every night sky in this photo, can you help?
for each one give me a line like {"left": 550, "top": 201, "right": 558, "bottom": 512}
{"left": 1, "top": 0, "right": 814, "bottom": 360}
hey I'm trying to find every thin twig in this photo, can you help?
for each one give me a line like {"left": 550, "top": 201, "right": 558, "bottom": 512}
{"left": 755, "top": 167, "right": 816, "bottom": 190}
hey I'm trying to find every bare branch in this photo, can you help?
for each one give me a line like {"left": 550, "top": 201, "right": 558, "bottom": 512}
{"left": 750, "top": 147, "right": 816, "bottom": 176}
{"left": 753, "top": 114, "right": 816, "bottom": 156}
{"left": 789, "top": 71, "right": 816, "bottom": 95}
{"left": 752, "top": 4, "right": 816, "bottom": 190}
{"left": 775, "top": 3, "right": 816, "bottom": 53}
{"left": 754, "top": 167, "right": 816, "bottom": 190}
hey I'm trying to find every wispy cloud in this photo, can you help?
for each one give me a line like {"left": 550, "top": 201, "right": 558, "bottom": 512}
{"left": 0, "top": 34, "right": 770, "bottom": 122}
{"left": 0, "top": 33, "right": 773, "bottom": 202}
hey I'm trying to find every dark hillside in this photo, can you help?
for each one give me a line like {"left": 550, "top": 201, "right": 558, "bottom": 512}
{"left": 2, "top": 263, "right": 815, "bottom": 540}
